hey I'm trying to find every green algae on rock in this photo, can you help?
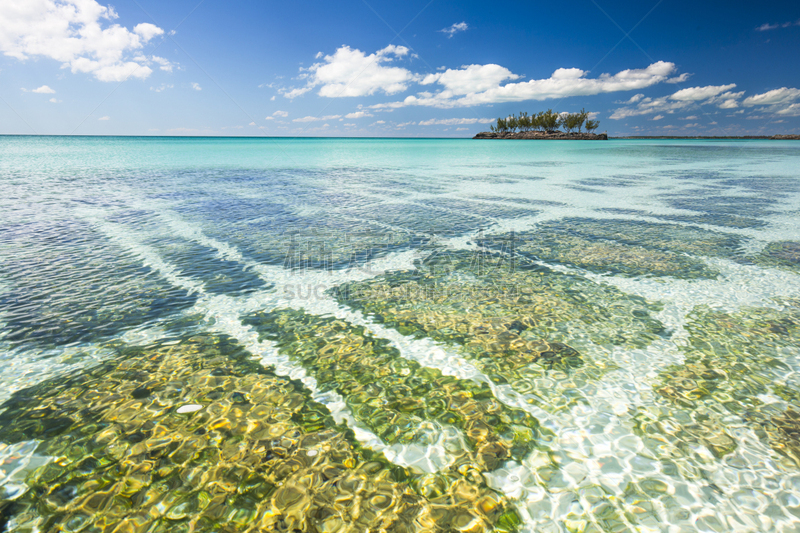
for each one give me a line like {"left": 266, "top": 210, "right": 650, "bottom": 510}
{"left": 333, "top": 250, "right": 664, "bottom": 411}
{"left": 0, "top": 334, "right": 520, "bottom": 533}
{"left": 481, "top": 228, "right": 719, "bottom": 279}
{"left": 752, "top": 242, "right": 800, "bottom": 274}
{"left": 652, "top": 300, "right": 800, "bottom": 464}
{"left": 242, "top": 309, "right": 547, "bottom": 470}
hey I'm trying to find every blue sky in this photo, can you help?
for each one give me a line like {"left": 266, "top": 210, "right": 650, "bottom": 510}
{"left": 1, "top": 0, "right": 799, "bottom": 136}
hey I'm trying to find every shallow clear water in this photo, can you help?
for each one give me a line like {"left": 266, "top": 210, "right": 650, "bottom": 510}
{"left": 2, "top": 136, "right": 800, "bottom": 532}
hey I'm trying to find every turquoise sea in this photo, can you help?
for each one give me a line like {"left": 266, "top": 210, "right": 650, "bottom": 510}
{"left": 2, "top": 136, "right": 800, "bottom": 532}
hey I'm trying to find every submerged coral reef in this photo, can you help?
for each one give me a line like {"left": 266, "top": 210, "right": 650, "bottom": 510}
{"left": 333, "top": 250, "right": 664, "bottom": 411}
{"left": 652, "top": 300, "right": 800, "bottom": 465}
{"left": 0, "top": 334, "right": 521, "bottom": 533}
{"left": 244, "top": 309, "right": 548, "bottom": 467}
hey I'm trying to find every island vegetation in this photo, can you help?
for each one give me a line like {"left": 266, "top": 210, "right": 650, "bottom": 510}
{"left": 474, "top": 108, "right": 606, "bottom": 140}
{"left": 490, "top": 108, "right": 599, "bottom": 134}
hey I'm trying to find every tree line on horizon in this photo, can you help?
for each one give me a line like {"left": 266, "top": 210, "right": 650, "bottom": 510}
{"left": 490, "top": 108, "right": 600, "bottom": 134}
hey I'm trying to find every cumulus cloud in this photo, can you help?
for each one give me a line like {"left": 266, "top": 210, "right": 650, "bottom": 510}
{"left": 98, "top": 116, "right": 110, "bottom": 120}
{"left": 418, "top": 118, "right": 495, "bottom": 126}
{"left": 0, "top": 0, "right": 166, "bottom": 81}
{"left": 49, "top": 97, "right": 60, "bottom": 103}
{"left": 651, "top": 115, "right": 664, "bottom": 120}
{"left": 777, "top": 104, "right": 800, "bottom": 116}
{"left": 742, "top": 87, "right": 800, "bottom": 106}
{"left": 284, "top": 45, "right": 417, "bottom": 98}
{"left": 191, "top": 82, "right": 202, "bottom": 91}
{"left": 374, "top": 61, "right": 676, "bottom": 109}
{"left": 619, "top": 93, "right": 645, "bottom": 104}
{"left": 272, "top": 110, "right": 289, "bottom": 117}
{"left": 717, "top": 99, "right": 740, "bottom": 109}
{"left": 439, "top": 22, "right": 468, "bottom": 38}
{"left": 670, "top": 84, "right": 737, "bottom": 101}
{"left": 421, "top": 64, "right": 519, "bottom": 95}
{"left": 666, "top": 73, "right": 692, "bottom": 84}
{"left": 345, "top": 111, "right": 373, "bottom": 119}
{"left": 292, "top": 115, "right": 341, "bottom": 122}
{"left": 610, "top": 83, "right": 743, "bottom": 119}
{"left": 32, "top": 85, "right": 55, "bottom": 93}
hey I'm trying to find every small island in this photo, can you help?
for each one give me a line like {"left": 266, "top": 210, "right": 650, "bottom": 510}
{"left": 474, "top": 109, "right": 607, "bottom": 140}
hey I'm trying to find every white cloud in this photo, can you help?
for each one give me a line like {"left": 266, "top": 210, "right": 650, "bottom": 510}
{"left": 742, "top": 87, "right": 800, "bottom": 106}
{"left": 619, "top": 93, "right": 645, "bottom": 104}
{"left": 49, "top": 97, "right": 60, "bottom": 103}
{"left": 292, "top": 115, "right": 341, "bottom": 122}
{"left": 776, "top": 104, "right": 800, "bottom": 116}
{"left": 32, "top": 85, "right": 55, "bottom": 93}
{"left": 282, "top": 86, "right": 312, "bottom": 99}
{"left": 270, "top": 95, "right": 276, "bottom": 101}
{"left": 666, "top": 73, "right": 692, "bottom": 84}
{"left": 456, "top": 127, "right": 469, "bottom": 131}
{"left": 419, "top": 118, "right": 495, "bottom": 126}
{"left": 272, "top": 110, "right": 289, "bottom": 117}
{"left": 0, "top": 0, "right": 165, "bottom": 81}
{"left": 191, "top": 82, "right": 202, "bottom": 91}
{"left": 285, "top": 45, "right": 416, "bottom": 98}
{"left": 374, "top": 120, "right": 386, "bottom": 125}
{"left": 679, "top": 115, "right": 698, "bottom": 120}
{"left": 345, "top": 111, "right": 373, "bottom": 119}
{"left": 439, "top": 22, "right": 468, "bottom": 38}
{"left": 98, "top": 116, "right": 109, "bottom": 120}
{"left": 717, "top": 99, "right": 739, "bottom": 109}
{"left": 151, "top": 55, "right": 175, "bottom": 72}
{"left": 610, "top": 83, "right": 743, "bottom": 119}
{"left": 651, "top": 115, "right": 664, "bottom": 120}
{"left": 249, "top": 122, "right": 256, "bottom": 126}
{"left": 670, "top": 84, "right": 737, "bottom": 101}
{"left": 374, "top": 61, "right": 676, "bottom": 109}
{"left": 421, "top": 64, "right": 519, "bottom": 95}
{"left": 756, "top": 20, "right": 800, "bottom": 31}
{"left": 150, "top": 83, "right": 173, "bottom": 92}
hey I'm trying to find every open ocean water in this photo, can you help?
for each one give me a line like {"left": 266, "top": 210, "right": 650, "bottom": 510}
{"left": 1, "top": 135, "right": 800, "bottom": 532}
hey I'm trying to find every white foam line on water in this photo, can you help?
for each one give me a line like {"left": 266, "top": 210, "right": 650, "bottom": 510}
{"left": 0, "top": 440, "right": 52, "bottom": 504}
{"left": 591, "top": 257, "right": 800, "bottom": 318}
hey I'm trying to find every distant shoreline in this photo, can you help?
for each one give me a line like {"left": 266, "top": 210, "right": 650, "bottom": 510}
{"left": 610, "top": 135, "right": 800, "bottom": 140}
